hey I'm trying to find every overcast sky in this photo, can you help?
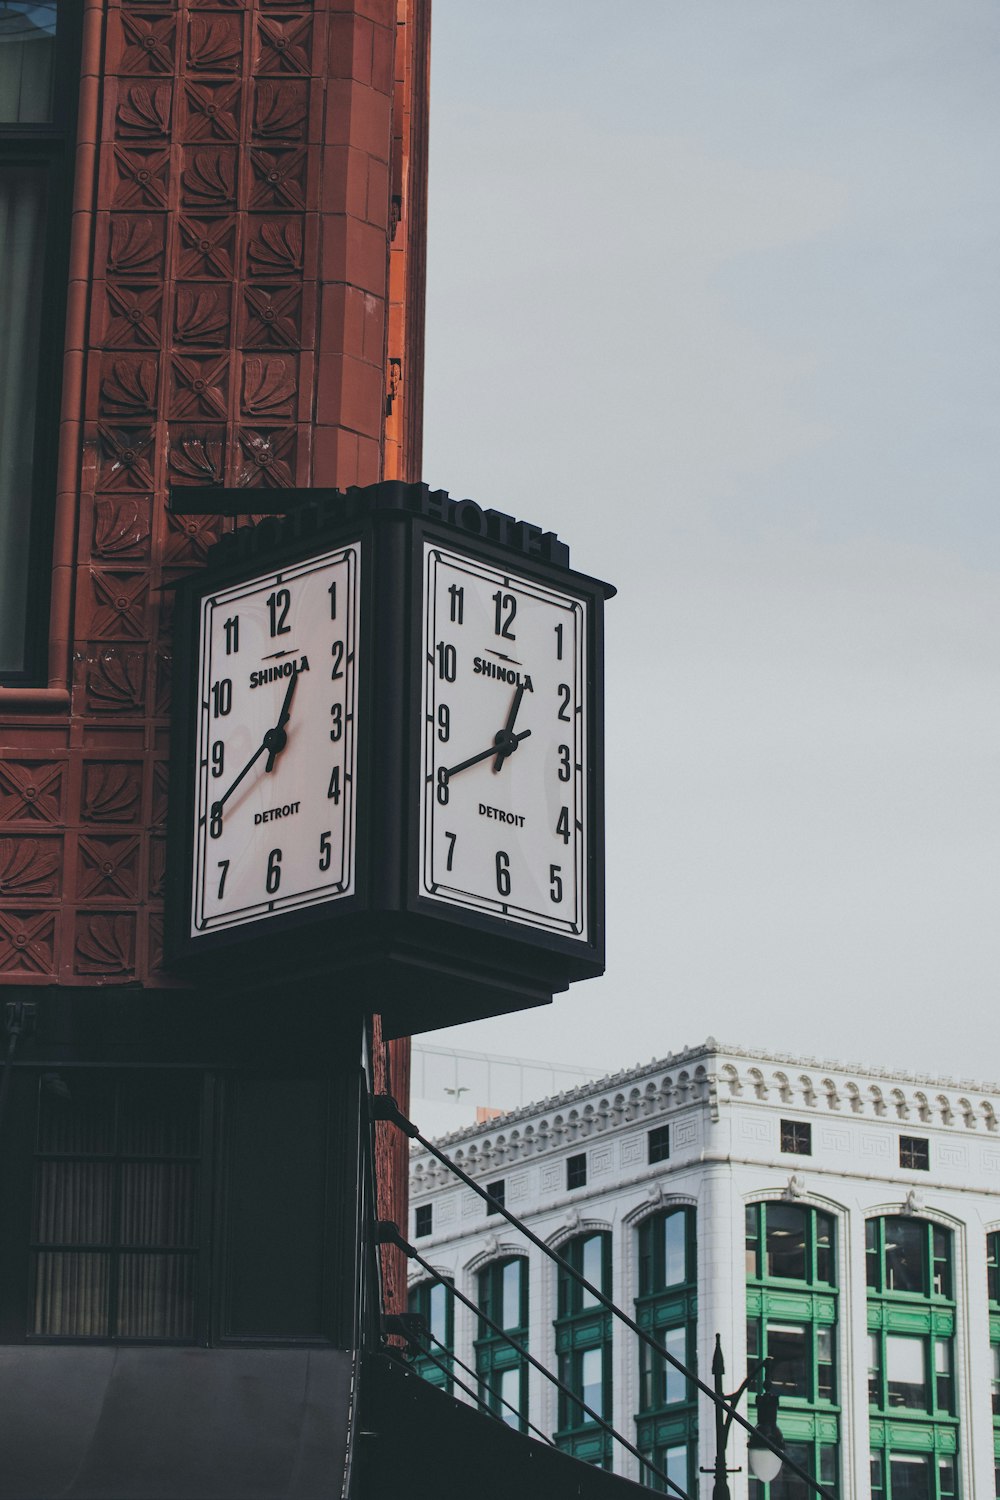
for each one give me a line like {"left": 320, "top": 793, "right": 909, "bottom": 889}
{"left": 416, "top": 0, "right": 1000, "bottom": 1121}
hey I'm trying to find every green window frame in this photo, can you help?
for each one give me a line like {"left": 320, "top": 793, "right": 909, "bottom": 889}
{"left": 749, "top": 1440, "right": 838, "bottom": 1500}
{"left": 554, "top": 1231, "right": 612, "bottom": 1467}
{"left": 867, "top": 1217, "right": 959, "bottom": 1499}
{"left": 475, "top": 1256, "right": 528, "bottom": 1430}
{"left": 988, "top": 1231, "right": 1000, "bottom": 1494}
{"left": 746, "top": 1202, "right": 840, "bottom": 1499}
{"left": 635, "top": 1207, "right": 697, "bottom": 1494}
{"left": 745, "top": 1201, "right": 836, "bottom": 1287}
{"left": 407, "top": 1277, "right": 454, "bottom": 1392}
{"left": 870, "top": 1450, "right": 958, "bottom": 1500}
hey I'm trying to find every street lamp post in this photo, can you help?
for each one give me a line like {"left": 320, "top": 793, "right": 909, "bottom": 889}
{"left": 702, "top": 1334, "right": 784, "bottom": 1499}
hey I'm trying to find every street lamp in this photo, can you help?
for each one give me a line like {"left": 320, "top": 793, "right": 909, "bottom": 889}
{"left": 703, "top": 1333, "right": 784, "bottom": 1498}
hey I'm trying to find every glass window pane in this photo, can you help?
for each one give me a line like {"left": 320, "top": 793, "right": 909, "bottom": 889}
{"left": 119, "top": 1162, "right": 198, "bottom": 1248}
{"left": 746, "top": 1203, "right": 759, "bottom": 1277}
{"left": 767, "top": 1322, "right": 808, "bottom": 1398}
{"left": 499, "top": 1366, "right": 520, "bottom": 1426}
{"left": 501, "top": 1259, "right": 521, "bottom": 1329}
{"left": 581, "top": 1234, "right": 602, "bottom": 1306}
{"left": 32, "top": 1250, "right": 110, "bottom": 1335}
{"left": 933, "top": 1226, "right": 952, "bottom": 1297}
{"left": 0, "top": 161, "right": 47, "bottom": 675}
{"left": 815, "top": 1212, "right": 834, "bottom": 1283}
{"left": 34, "top": 1160, "right": 112, "bottom": 1243}
{"left": 664, "top": 1324, "right": 687, "bottom": 1405}
{"left": 819, "top": 1445, "right": 837, "bottom": 1485}
{"left": 581, "top": 1346, "right": 603, "bottom": 1417}
{"left": 866, "top": 1218, "right": 880, "bottom": 1288}
{"left": 766, "top": 1204, "right": 807, "bottom": 1280}
{"left": 768, "top": 1441, "right": 812, "bottom": 1499}
{"left": 886, "top": 1334, "right": 926, "bottom": 1409}
{"left": 0, "top": 2, "right": 56, "bottom": 123}
{"left": 889, "top": 1453, "right": 931, "bottom": 1500}
{"left": 988, "top": 1232, "right": 1000, "bottom": 1304}
{"left": 428, "top": 1282, "right": 449, "bottom": 1345}
{"left": 664, "top": 1445, "right": 687, "bottom": 1493}
{"left": 36, "top": 1071, "right": 114, "bottom": 1154}
{"left": 817, "top": 1324, "right": 835, "bottom": 1400}
{"left": 868, "top": 1333, "right": 881, "bottom": 1404}
{"left": 116, "top": 1252, "right": 195, "bottom": 1339}
{"left": 663, "top": 1212, "right": 686, "bottom": 1286}
{"left": 884, "top": 1217, "right": 925, "bottom": 1294}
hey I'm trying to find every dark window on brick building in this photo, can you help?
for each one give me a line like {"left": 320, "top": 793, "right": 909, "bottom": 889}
{"left": 0, "top": 2, "right": 81, "bottom": 682}
{"left": 567, "top": 1153, "right": 587, "bottom": 1191}
{"left": 414, "top": 1204, "right": 432, "bottom": 1238}
{"left": 780, "top": 1120, "right": 812, "bottom": 1156}
{"left": 0, "top": 1066, "right": 358, "bottom": 1346}
{"left": 900, "top": 1136, "right": 930, "bottom": 1171}
{"left": 485, "top": 1180, "right": 505, "bottom": 1216}
{"left": 648, "top": 1125, "right": 670, "bottom": 1163}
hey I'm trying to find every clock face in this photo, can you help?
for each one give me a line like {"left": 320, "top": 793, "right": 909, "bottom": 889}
{"left": 190, "top": 544, "right": 360, "bottom": 937}
{"left": 419, "top": 544, "right": 588, "bottom": 940}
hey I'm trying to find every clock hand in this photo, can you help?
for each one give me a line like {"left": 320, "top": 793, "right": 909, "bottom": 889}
{"left": 264, "top": 666, "right": 298, "bottom": 772}
{"left": 210, "top": 741, "right": 268, "bottom": 823}
{"left": 210, "top": 669, "right": 299, "bottom": 824}
{"left": 444, "top": 729, "right": 531, "bottom": 780}
{"left": 493, "top": 683, "right": 526, "bottom": 771}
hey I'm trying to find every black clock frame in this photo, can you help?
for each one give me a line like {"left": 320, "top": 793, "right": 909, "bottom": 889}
{"left": 165, "top": 482, "right": 615, "bottom": 1036}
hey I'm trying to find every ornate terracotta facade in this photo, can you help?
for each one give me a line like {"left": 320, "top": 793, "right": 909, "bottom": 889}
{"left": 0, "top": 0, "right": 429, "bottom": 1304}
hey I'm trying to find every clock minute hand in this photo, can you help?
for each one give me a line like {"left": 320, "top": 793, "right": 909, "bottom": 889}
{"left": 444, "top": 729, "right": 531, "bottom": 780}
{"left": 264, "top": 666, "right": 298, "bottom": 772}
{"left": 210, "top": 741, "right": 268, "bottom": 823}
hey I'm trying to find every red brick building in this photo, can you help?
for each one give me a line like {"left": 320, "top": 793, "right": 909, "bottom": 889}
{"left": 0, "top": 0, "right": 426, "bottom": 1488}
{"left": 0, "top": 0, "right": 426, "bottom": 1307}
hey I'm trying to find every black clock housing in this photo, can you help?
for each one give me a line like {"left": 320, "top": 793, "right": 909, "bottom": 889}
{"left": 166, "top": 482, "right": 615, "bottom": 1036}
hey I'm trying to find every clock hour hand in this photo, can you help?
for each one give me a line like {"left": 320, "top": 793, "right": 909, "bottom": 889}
{"left": 264, "top": 666, "right": 298, "bottom": 772}
{"left": 493, "top": 683, "right": 526, "bottom": 771}
{"left": 444, "top": 729, "right": 531, "bottom": 781}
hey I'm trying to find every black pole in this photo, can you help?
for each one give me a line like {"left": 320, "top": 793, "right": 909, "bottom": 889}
{"left": 701, "top": 1336, "right": 778, "bottom": 1500}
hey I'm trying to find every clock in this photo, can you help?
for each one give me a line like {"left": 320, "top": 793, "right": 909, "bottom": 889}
{"left": 189, "top": 543, "right": 360, "bottom": 936}
{"left": 166, "top": 481, "right": 613, "bottom": 1034}
{"left": 418, "top": 544, "right": 588, "bottom": 940}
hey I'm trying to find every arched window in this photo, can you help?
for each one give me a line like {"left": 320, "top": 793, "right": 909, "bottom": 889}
{"left": 554, "top": 1232, "right": 612, "bottom": 1468}
{"left": 746, "top": 1202, "right": 838, "bottom": 1498}
{"left": 867, "top": 1217, "right": 958, "bottom": 1499}
{"left": 407, "top": 1277, "right": 454, "bottom": 1392}
{"left": 635, "top": 1207, "right": 697, "bottom": 1495}
{"left": 476, "top": 1257, "right": 528, "bottom": 1430}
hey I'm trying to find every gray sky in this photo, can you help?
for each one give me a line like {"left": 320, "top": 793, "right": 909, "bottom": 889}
{"left": 417, "top": 0, "right": 1000, "bottom": 1111}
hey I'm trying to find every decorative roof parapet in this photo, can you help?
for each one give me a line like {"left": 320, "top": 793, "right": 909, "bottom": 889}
{"left": 409, "top": 1038, "right": 1000, "bottom": 1182}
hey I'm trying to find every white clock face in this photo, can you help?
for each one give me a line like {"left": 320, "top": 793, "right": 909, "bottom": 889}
{"left": 419, "top": 544, "right": 588, "bottom": 940}
{"left": 191, "top": 544, "right": 360, "bottom": 936}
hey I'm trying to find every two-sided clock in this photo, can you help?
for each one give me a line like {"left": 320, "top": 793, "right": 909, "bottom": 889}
{"left": 166, "top": 482, "right": 614, "bottom": 1035}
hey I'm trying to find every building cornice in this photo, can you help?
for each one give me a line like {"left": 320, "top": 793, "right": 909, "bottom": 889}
{"left": 411, "top": 1038, "right": 1000, "bottom": 1191}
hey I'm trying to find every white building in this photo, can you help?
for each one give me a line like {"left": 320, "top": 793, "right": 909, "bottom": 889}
{"left": 406, "top": 1039, "right": 1000, "bottom": 1500}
